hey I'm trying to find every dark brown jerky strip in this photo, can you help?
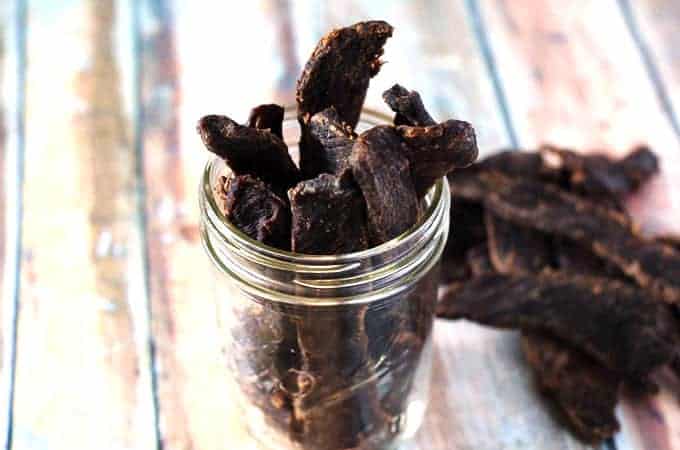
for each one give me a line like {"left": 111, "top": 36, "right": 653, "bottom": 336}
{"left": 554, "top": 238, "right": 628, "bottom": 280}
{"left": 521, "top": 332, "right": 620, "bottom": 443}
{"left": 540, "top": 145, "right": 659, "bottom": 200}
{"left": 247, "top": 103, "right": 285, "bottom": 139}
{"left": 296, "top": 20, "right": 393, "bottom": 129}
{"left": 382, "top": 84, "right": 436, "bottom": 127}
{"left": 441, "top": 198, "right": 485, "bottom": 283}
{"left": 300, "top": 107, "right": 356, "bottom": 177}
{"left": 437, "top": 272, "right": 676, "bottom": 379}
{"left": 466, "top": 243, "right": 494, "bottom": 276}
{"left": 450, "top": 172, "right": 680, "bottom": 303}
{"left": 485, "top": 211, "right": 554, "bottom": 274}
{"left": 478, "top": 150, "right": 546, "bottom": 178}
{"left": 224, "top": 174, "right": 291, "bottom": 250}
{"left": 288, "top": 171, "right": 369, "bottom": 254}
{"left": 351, "top": 126, "right": 420, "bottom": 245}
{"left": 198, "top": 114, "right": 300, "bottom": 189}
{"left": 397, "top": 120, "right": 478, "bottom": 197}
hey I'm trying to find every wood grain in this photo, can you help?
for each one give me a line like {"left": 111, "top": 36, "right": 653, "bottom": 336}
{"left": 11, "top": 0, "right": 157, "bottom": 448}
{"left": 480, "top": 1, "right": 680, "bottom": 449}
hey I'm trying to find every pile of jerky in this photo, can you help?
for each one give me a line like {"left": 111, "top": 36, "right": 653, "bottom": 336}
{"left": 198, "top": 21, "right": 478, "bottom": 449}
{"left": 438, "top": 144, "right": 680, "bottom": 443}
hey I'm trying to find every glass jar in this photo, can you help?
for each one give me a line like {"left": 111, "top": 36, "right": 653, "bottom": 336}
{"left": 199, "top": 109, "right": 451, "bottom": 450}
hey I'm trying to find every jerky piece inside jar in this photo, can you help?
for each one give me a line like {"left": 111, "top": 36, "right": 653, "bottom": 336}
{"left": 247, "top": 103, "right": 285, "bottom": 139}
{"left": 437, "top": 272, "right": 676, "bottom": 380}
{"left": 301, "top": 107, "right": 356, "bottom": 176}
{"left": 198, "top": 114, "right": 300, "bottom": 189}
{"left": 397, "top": 119, "right": 478, "bottom": 197}
{"left": 296, "top": 20, "right": 393, "bottom": 129}
{"left": 351, "top": 125, "right": 421, "bottom": 245}
{"left": 223, "top": 174, "right": 291, "bottom": 250}
{"left": 288, "top": 170, "right": 369, "bottom": 254}
{"left": 382, "top": 84, "right": 435, "bottom": 127}
{"left": 521, "top": 332, "right": 621, "bottom": 443}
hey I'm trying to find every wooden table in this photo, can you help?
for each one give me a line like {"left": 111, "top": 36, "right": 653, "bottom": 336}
{"left": 1, "top": 1, "right": 679, "bottom": 449}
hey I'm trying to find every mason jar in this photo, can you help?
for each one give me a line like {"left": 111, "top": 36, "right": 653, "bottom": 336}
{"left": 199, "top": 109, "right": 451, "bottom": 450}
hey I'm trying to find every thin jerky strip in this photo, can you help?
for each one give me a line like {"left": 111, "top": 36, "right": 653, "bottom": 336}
{"left": 521, "top": 332, "right": 620, "bottom": 443}
{"left": 224, "top": 174, "right": 291, "bottom": 250}
{"left": 382, "top": 84, "right": 435, "bottom": 127}
{"left": 302, "top": 107, "right": 356, "bottom": 176}
{"left": 437, "top": 272, "right": 676, "bottom": 379}
{"left": 197, "top": 114, "right": 300, "bottom": 189}
{"left": 477, "top": 173, "right": 680, "bottom": 303}
{"left": 397, "top": 120, "right": 478, "bottom": 197}
{"left": 296, "top": 20, "right": 393, "bottom": 129}
{"left": 247, "top": 103, "right": 285, "bottom": 139}
{"left": 351, "top": 126, "right": 420, "bottom": 245}
{"left": 288, "top": 171, "right": 369, "bottom": 254}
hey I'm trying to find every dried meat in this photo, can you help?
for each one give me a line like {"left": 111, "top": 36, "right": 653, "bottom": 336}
{"left": 382, "top": 84, "right": 435, "bottom": 127}
{"left": 224, "top": 174, "right": 291, "bottom": 249}
{"left": 521, "top": 332, "right": 620, "bottom": 443}
{"left": 300, "top": 106, "right": 356, "bottom": 177}
{"left": 351, "top": 125, "right": 421, "bottom": 245}
{"left": 296, "top": 20, "right": 393, "bottom": 129}
{"left": 288, "top": 171, "right": 369, "bottom": 254}
{"left": 398, "top": 120, "right": 478, "bottom": 197}
{"left": 198, "top": 114, "right": 300, "bottom": 189}
{"left": 437, "top": 272, "right": 677, "bottom": 379}
{"left": 247, "top": 103, "right": 285, "bottom": 139}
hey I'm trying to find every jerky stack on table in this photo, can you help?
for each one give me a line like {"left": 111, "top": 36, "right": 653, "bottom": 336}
{"left": 198, "top": 21, "right": 478, "bottom": 450}
{"left": 438, "top": 145, "right": 680, "bottom": 443}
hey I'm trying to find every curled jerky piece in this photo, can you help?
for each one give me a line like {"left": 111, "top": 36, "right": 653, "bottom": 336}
{"left": 480, "top": 173, "right": 680, "bottom": 303}
{"left": 247, "top": 104, "right": 285, "bottom": 139}
{"left": 288, "top": 171, "right": 369, "bottom": 254}
{"left": 521, "top": 332, "right": 620, "bottom": 443}
{"left": 198, "top": 114, "right": 300, "bottom": 189}
{"left": 540, "top": 145, "right": 659, "bottom": 198}
{"left": 437, "top": 272, "right": 676, "bottom": 379}
{"left": 398, "top": 120, "right": 478, "bottom": 197}
{"left": 382, "top": 84, "right": 435, "bottom": 127}
{"left": 302, "top": 107, "right": 356, "bottom": 177}
{"left": 224, "top": 174, "right": 291, "bottom": 249}
{"left": 296, "top": 20, "right": 393, "bottom": 129}
{"left": 351, "top": 126, "right": 420, "bottom": 245}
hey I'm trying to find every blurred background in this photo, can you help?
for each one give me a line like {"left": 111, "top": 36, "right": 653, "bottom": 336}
{"left": 0, "top": 0, "right": 679, "bottom": 449}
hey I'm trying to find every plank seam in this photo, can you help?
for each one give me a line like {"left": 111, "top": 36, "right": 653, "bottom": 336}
{"left": 617, "top": 0, "right": 680, "bottom": 144}
{"left": 2, "top": 0, "right": 26, "bottom": 448}
{"left": 462, "top": 0, "right": 519, "bottom": 148}
{"left": 132, "top": 2, "right": 163, "bottom": 449}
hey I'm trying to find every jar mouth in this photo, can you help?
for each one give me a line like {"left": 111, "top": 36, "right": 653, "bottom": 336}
{"left": 200, "top": 157, "right": 446, "bottom": 262}
{"left": 198, "top": 107, "right": 451, "bottom": 305}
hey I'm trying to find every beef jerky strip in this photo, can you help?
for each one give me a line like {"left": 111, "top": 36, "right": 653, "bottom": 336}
{"left": 521, "top": 332, "right": 620, "bottom": 443}
{"left": 247, "top": 103, "right": 285, "bottom": 139}
{"left": 485, "top": 207, "right": 626, "bottom": 438}
{"left": 441, "top": 198, "right": 485, "bottom": 283}
{"left": 296, "top": 20, "right": 393, "bottom": 129}
{"left": 397, "top": 120, "right": 478, "bottom": 197}
{"left": 437, "top": 272, "right": 677, "bottom": 379}
{"left": 466, "top": 243, "right": 494, "bottom": 276}
{"left": 197, "top": 114, "right": 300, "bottom": 189}
{"left": 301, "top": 107, "right": 356, "bottom": 177}
{"left": 223, "top": 174, "right": 291, "bottom": 250}
{"left": 450, "top": 172, "right": 680, "bottom": 303}
{"left": 382, "top": 84, "right": 436, "bottom": 127}
{"left": 288, "top": 171, "right": 369, "bottom": 254}
{"left": 540, "top": 145, "right": 659, "bottom": 201}
{"left": 351, "top": 125, "right": 420, "bottom": 245}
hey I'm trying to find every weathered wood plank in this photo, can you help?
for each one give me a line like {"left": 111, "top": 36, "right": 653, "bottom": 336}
{"left": 138, "top": 1, "right": 266, "bottom": 448}
{"left": 0, "top": 0, "right": 25, "bottom": 447}
{"left": 11, "top": 0, "right": 157, "bottom": 448}
{"left": 480, "top": 1, "right": 680, "bottom": 449}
